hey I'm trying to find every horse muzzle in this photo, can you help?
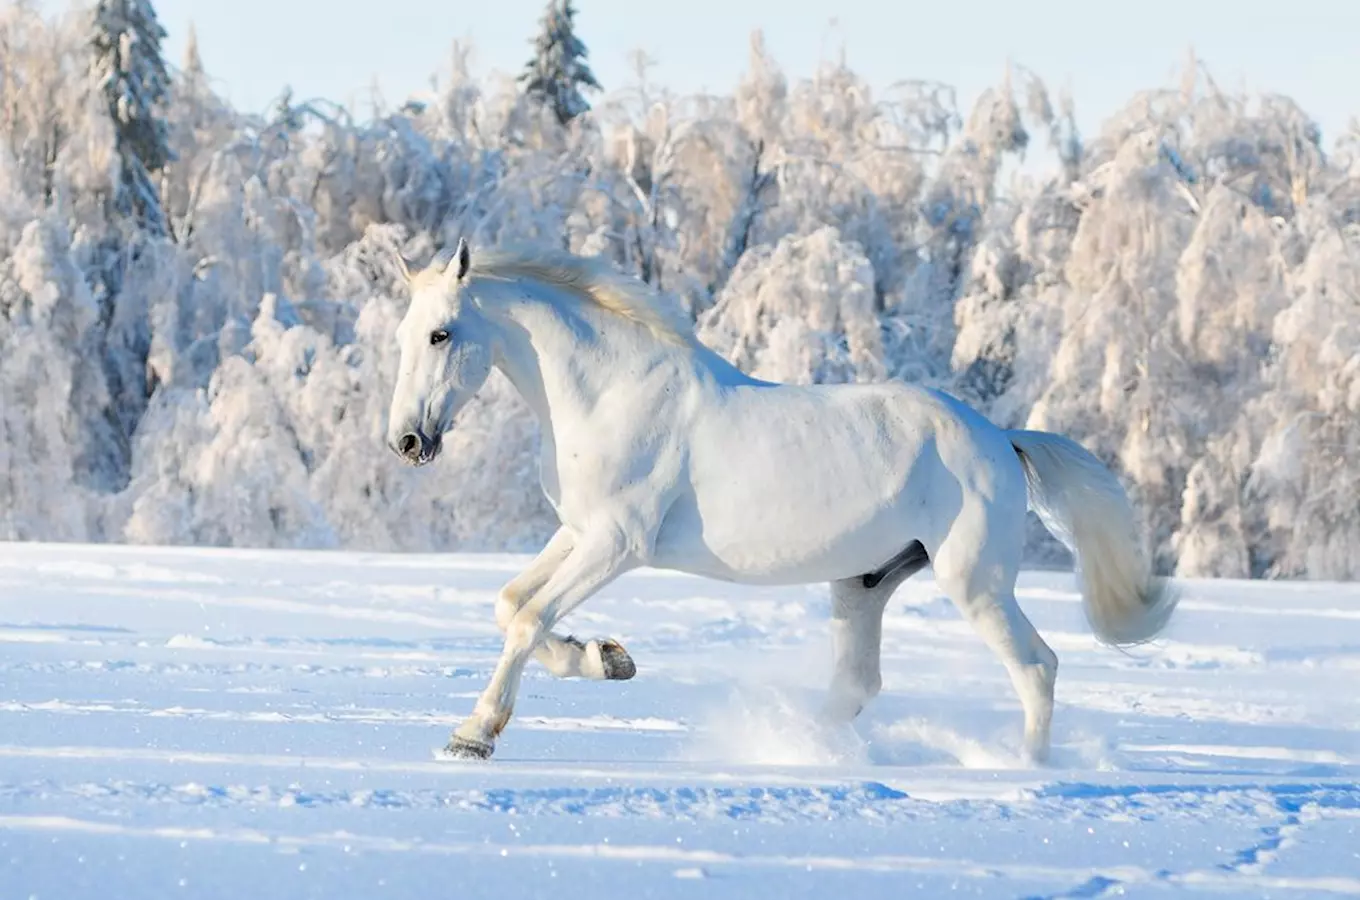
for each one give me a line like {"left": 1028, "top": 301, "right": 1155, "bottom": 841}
{"left": 392, "top": 428, "right": 442, "bottom": 466}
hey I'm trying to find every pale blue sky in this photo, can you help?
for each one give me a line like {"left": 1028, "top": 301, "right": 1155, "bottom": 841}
{"left": 48, "top": 0, "right": 1360, "bottom": 146}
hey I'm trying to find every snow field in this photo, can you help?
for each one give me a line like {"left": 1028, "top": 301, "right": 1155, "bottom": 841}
{"left": 1, "top": 542, "right": 1358, "bottom": 898}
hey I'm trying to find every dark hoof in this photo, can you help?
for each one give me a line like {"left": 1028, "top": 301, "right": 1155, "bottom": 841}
{"left": 440, "top": 736, "right": 494, "bottom": 761}
{"left": 600, "top": 639, "right": 636, "bottom": 681}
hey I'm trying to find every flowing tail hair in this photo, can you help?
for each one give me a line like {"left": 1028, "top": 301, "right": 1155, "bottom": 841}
{"left": 1008, "top": 429, "right": 1178, "bottom": 647}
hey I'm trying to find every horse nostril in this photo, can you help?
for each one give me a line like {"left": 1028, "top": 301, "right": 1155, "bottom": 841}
{"left": 398, "top": 433, "right": 419, "bottom": 456}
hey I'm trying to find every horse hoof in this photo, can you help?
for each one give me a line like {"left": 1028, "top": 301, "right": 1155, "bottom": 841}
{"left": 440, "top": 736, "right": 494, "bottom": 761}
{"left": 599, "top": 639, "right": 636, "bottom": 681}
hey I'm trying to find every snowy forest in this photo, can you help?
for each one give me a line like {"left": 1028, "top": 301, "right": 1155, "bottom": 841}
{"left": 1, "top": 0, "right": 1358, "bottom": 581}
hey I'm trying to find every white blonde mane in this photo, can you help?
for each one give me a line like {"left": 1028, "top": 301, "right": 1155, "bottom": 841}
{"left": 413, "top": 246, "right": 693, "bottom": 346}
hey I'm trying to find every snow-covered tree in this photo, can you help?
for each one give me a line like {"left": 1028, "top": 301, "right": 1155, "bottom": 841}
{"left": 161, "top": 21, "right": 233, "bottom": 243}
{"left": 699, "top": 227, "right": 884, "bottom": 385}
{"left": 520, "top": 0, "right": 600, "bottom": 127}
{"left": 1, "top": 4, "right": 1359, "bottom": 580}
{"left": 0, "top": 216, "right": 112, "bottom": 541}
{"left": 89, "top": 0, "right": 174, "bottom": 235}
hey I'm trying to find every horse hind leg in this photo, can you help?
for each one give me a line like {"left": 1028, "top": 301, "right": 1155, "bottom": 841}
{"left": 931, "top": 506, "right": 1058, "bottom": 763}
{"left": 821, "top": 541, "right": 929, "bottom": 724}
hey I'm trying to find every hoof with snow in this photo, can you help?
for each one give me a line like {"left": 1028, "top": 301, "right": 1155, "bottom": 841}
{"left": 438, "top": 736, "right": 494, "bottom": 761}
{"left": 599, "top": 639, "right": 636, "bottom": 681}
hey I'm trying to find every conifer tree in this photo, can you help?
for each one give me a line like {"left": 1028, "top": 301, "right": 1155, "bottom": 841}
{"left": 520, "top": 0, "right": 601, "bottom": 126}
{"left": 90, "top": 0, "right": 174, "bottom": 235}
{"left": 181, "top": 21, "right": 205, "bottom": 94}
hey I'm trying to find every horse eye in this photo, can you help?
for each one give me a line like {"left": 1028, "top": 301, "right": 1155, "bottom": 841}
{"left": 430, "top": 329, "right": 450, "bottom": 346}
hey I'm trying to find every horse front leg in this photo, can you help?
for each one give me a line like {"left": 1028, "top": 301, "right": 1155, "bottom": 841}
{"left": 446, "top": 527, "right": 633, "bottom": 760}
{"left": 495, "top": 527, "right": 636, "bottom": 682}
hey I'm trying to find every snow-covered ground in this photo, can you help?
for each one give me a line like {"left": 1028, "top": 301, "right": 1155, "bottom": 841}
{"left": 1, "top": 542, "right": 1357, "bottom": 899}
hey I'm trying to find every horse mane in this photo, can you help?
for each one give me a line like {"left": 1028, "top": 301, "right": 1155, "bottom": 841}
{"left": 414, "top": 245, "right": 694, "bottom": 346}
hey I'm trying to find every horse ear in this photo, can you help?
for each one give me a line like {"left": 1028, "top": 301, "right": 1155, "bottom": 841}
{"left": 394, "top": 251, "right": 413, "bottom": 284}
{"left": 454, "top": 236, "right": 470, "bottom": 281}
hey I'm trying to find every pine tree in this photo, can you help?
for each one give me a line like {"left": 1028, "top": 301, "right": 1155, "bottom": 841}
{"left": 520, "top": 0, "right": 601, "bottom": 126}
{"left": 90, "top": 0, "right": 174, "bottom": 236}
{"left": 181, "top": 21, "right": 205, "bottom": 95}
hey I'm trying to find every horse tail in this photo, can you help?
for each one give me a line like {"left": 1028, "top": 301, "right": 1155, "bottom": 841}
{"left": 1007, "top": 429, "right": 1178, "bottom": 647}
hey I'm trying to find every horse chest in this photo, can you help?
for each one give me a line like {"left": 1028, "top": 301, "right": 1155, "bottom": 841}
{"left": 538, "top": 418, "right": 681, "bottom": 528}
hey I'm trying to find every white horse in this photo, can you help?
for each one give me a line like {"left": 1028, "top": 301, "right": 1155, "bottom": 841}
{"left": 385, "top": 238, "right": 1177, "bottom": 764}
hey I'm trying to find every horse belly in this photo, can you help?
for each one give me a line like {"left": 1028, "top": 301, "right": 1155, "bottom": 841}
{"left": 651, "top": 407, "right": 938, "bottom": 584}
{"left": 651, "top": 491, "right": 919, "bottom": 584}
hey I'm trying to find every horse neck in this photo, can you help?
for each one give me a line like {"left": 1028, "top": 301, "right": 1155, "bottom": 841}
{"left": 479, "top": 278, "right": 674, "bottom": 425}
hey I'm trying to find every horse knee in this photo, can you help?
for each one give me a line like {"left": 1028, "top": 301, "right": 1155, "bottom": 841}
{"left": 494, "top": 587, "right": 520, "bottom": 633}
{"left": 505, "top": 607, "right": 546, "bottom": 655}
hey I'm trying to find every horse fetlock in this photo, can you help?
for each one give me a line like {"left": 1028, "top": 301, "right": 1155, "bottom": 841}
{"left": 821, "top": 673, "right": 878, "bottom": 724}
{"left": 1020, "top": 664, "right": 1055, "bottom": 765}
{"left": 1024, "top": 734, "right": 1051, "bottom": 766}
{"left": 818, "top": 693, "right": 865, "bottom": 726}
{"left": 457, "top": 701, "right": 513, "bottom": 742}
